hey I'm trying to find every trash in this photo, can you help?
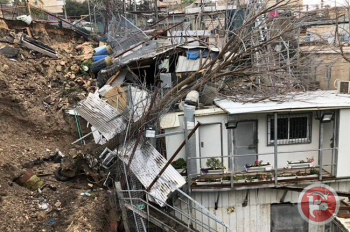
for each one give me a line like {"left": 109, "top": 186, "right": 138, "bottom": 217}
{"left": 16, "top": 170, "right": 45, "bottom": 191}
{"left": 80, "top": 192, "right": 91, "bottom": 197}
{"left": 39, "top": 202, "right": 49, "bottom": 210}
{"left": 0, "top": 46, "right": 19, "bottom": 58}
{"left": 87, "top": 183, "right": 93, "bottom": 188}
{"left": 16, "top": 15, "right": 32, "bottom": 25}
{"left": 21, "top": 35, "right": 58, "bottom": 58}
{"left": 37, "top": 211, "right": 47, "bottom": 221}
{"left": 54, "top": 201, "right": 61, "bottom": 208}
{"left": 45, "top": 219, "right": 56, "bottom": 227}
{"left": 99, "top": 148, "right": 118, "bottom": 169}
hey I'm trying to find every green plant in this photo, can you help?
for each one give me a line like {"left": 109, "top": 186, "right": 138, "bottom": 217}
{"left": 247, "top": 176, "right": 254, "bottom": 182}
{"left": 206, "top": 158, "right": 226, "bottom": 170}
{"left": 309, "top": 168, "right": 319, "bottom": 175}
{"left": 171, "top": 158, "right": 186, "bottom": 169}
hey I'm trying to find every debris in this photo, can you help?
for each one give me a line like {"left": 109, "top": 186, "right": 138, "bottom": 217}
{"left": 20, "top": 35, "right": 58, "bottom": 58}
{"left": 80, "top": 192, "right": 91, "bottom": 197}
{"left": 54, "top": 201, "right": 61, "bottom": 208}
{"left": 39, "top": 203, "right": 49, "bottom": 210}
{"left": 94, "top": 45, "right": 113, "bottom": 56}
{"left": 37, "top": 211, "right": 47, "bottom": 221}
{"left": 16, "top": 170, "right": 45, "bottom": 191}
{"left": 91, "top": 56, "right": 113, "bottom": 74}
{"left": 56, "top": 65, "right": 62, "bottom": 72}
{"left": 0, "top": 46, "right": 19, "bottom": 58}
{"left": 16, "top": 15, "right": 32, "bottom": 25}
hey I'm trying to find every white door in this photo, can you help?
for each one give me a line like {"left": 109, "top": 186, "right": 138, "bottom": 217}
{"left": 199, "top": 123, "right": 223, "bottom": 168}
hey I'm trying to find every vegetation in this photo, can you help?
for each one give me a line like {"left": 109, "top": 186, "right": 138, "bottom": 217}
{"left": 171, "top": 158, "right": 186, "bottom": 169}
{"left": 65, "top": 0, "right": 89, "bottom": 17}
{"left": 206, "top": 158, "right": 225, "bottom": 170}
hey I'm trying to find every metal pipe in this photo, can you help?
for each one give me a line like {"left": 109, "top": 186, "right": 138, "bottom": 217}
{"left": 146, "top": 122, "right": 201, "bottom": 191}
{"left": 274, "top": 112, "right": 278, "bottom": 185}
{"left": 187, "top": 148, "right": 337, "bottom": 159}
{"left": 319, "top": 121, "right": 324, "bottom": 181}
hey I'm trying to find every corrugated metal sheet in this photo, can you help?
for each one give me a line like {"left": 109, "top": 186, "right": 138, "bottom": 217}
{"left": 160, "top": 112, "right": 182, "bottom": 129}
{"left": 129, "top": 86, "right": 149, "bottom": 122}
{"left": 75, "top": 93, "right": 126, "bottom": 140}
{"left": 215, "top": 91, "right": 350, "bottom": 115}
{"left": 118, "top": 141, "right": 186, "bottom": 207}
{"left": 176, "top": 55, "right": 211, "bottom": 73}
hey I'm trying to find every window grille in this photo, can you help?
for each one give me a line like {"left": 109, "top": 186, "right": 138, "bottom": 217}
{"left": 267, "top": 113, "right": 312, "bottom": 145}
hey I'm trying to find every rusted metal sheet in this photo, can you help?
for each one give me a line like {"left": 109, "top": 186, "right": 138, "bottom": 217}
{"left": 117, "top": 141, "right": 186, "bottom": 207}
{"left": 75, "top": 93, "right": 126, "bottom": 141}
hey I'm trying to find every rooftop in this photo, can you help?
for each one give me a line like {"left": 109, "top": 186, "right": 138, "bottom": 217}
{"left": 214, "top": 90, "right": 350, "bottom": 115}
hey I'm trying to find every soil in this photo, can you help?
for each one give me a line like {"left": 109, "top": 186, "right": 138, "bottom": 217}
{"left": 0, "top": 25, "right": 112, "bottom": 232}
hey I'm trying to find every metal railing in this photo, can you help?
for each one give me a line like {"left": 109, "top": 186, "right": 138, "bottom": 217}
{"left": 117, "top": 188, "right": 234, "bottom": 232}
{"left": 188, "top": 147, "right": 338, "bottom": 188}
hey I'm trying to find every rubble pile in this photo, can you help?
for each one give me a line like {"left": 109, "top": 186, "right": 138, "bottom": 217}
{"left": 0, "top": 24, "right": 112, "bottom": 231}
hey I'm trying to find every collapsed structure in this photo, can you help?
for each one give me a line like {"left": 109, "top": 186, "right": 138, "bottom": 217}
{"left": 4, "top": 0, "right": 350, "bottom": 231}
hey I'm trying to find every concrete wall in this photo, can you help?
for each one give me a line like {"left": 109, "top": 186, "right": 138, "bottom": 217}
{"left": 308, "top": 53, "right": 350, "bottom": 90}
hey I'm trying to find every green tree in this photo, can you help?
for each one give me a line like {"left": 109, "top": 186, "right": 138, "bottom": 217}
{"left": 64, "top": 0, "right": 89, "bottom": 17}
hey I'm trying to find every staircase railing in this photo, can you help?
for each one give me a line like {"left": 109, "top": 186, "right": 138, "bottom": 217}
{"left": 116, "top": 188, "right": 234, "bottom": 232}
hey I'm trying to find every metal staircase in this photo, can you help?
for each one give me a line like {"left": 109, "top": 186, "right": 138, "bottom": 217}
{"left": 116, "top": 187, "right": 234, "bottom": 232}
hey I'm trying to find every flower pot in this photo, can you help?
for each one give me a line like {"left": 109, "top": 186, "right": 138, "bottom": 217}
{"left": 287, "top": 162, "right": 313, "bottom": 169}
{"left": 296, "top": 174, "right": 318, "bottom": 179}
{"left": 245, "top": 165, "right": 273, "bottom": 173}
{"left": 201, "top": 168, "right": 225, "bottom": 174}
{"left": 196, "top": 181, "right": 222, "bottom": 185}
{"left": 277, "top": 176, "right": 297, "bottom": 180}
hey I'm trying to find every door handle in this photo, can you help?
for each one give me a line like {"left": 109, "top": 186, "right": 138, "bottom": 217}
{"left": 201, "top": 142, "right": 204, "bottom": 147}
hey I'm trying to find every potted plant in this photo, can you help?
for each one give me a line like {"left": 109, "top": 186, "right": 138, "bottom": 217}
{"left": 222, "top": 175, "right": 246, "bottom": 183}
{"left": 201, "top": 158, "right": 226, "bottom": 174}
{"left": 277, "top": 172, "right": 297, "bottom": 180}
{"left": 245, "top": 160, "right": 273, "bottom": 172}
{"left": 171, "top": 158, "right": 187, "bottom": 175}
{"left": 287, "top": 157, "right": 314, "bottom": 169}
{"left": 196, "top": 177, "right": 222, "bottom": 185}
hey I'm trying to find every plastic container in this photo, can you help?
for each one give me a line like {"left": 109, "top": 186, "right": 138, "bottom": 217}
{"left": 94, "top": 45, "right": 113, "bottom": 56}
{"left": 16, "top": 15, "right": 32, "bottom": 25}
{"left": 91, "top": 56, "right": 113, "bottom": 74}
{"left": 93, "top": 55, "right": 109, "bottom": 62}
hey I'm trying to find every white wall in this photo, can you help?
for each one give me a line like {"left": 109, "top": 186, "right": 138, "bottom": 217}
{"left": 336, "top": 109, "right": 350, "bottom": 177}
{"left": 176, "top": 181, "right": 350, "bottom": 232}
{"left": 164, "top": 110, "right": 340, "bottom": 173}
{"left": 230, "top": 113, "right": 319, "bottom": 169}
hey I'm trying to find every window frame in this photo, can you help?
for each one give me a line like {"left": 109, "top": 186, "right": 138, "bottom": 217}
{"left": 267, "top": 113, "right": 312, "bottom": 146}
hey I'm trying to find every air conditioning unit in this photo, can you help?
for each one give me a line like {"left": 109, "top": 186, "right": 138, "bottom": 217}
{"left": 337, "top": 81, "right": 350, "bottom": 94}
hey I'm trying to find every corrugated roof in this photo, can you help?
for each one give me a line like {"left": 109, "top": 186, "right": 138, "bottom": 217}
{"left": 176, "top": 55, "right": 210, "bottom": 72}
{"left": 214, "top": 91, "right": 350, "bottom": 115}
{"left": 75, "top": 93, "right": 126, "bottom": 140}
{"left": 117, "top": 141, "right": 186, "bottom": 206}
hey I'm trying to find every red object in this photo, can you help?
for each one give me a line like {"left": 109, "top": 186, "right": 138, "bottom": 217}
{"left": 255, "top": 160, "right": 259, "bottom": 166}
{"left": 268, "top": 12, "right": 280, "bottom": 18}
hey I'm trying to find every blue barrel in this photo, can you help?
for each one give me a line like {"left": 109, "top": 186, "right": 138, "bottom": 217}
{"left": 94, "top": 45, "right": 113, "bottom": 56}
{"left": 91, "top": 56, "right": 113, "bottom": 74}
{"left": 93, "top": 55, "right": 108, "bottom": 62}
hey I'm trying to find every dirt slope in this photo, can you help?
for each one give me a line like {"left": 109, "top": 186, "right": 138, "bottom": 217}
{"left": 0, "top": 26, "right": 110, "bottom": 232}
